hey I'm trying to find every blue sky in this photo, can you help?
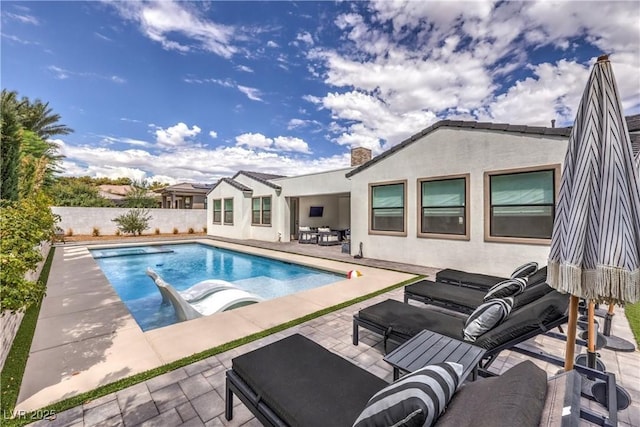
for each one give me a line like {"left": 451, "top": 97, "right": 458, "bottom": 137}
{"left": 2, "top": 1, "right": 639, "bottom": 184}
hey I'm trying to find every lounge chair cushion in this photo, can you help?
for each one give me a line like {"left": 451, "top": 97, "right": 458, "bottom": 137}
{"left": 353, "top": 362, "right": 463, "bottom": 427}
{"left": 436, "top": 360, "right": 548, "bottom": 427}
{"left": 483, "top": 278, "right": 527, "bottom": 301}
{"left": 299, "top": 226, "right": 311, "bottom": 231}
{"left": 406, "top": 280, "right": 485, "bottom": 310}
{"left": 231, "top": 334, "right": 387, "bottom": 427}
{"left": 463, "top": 297, "right": 514, "bottom": 342}
{"left": 359, "top": 299, "right": 466, "bottom": 340}
{"left": 318, "top": 227, "right": 331, "bottom": 232}
{"left": 435, "top": 269, "right": 504, "bottom": 289}
{"left": 510, "top": 261, "right": 538, "bottom": 279}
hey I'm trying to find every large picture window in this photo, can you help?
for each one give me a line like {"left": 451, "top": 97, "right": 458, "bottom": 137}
{"left": 252, "top": 196, "right": 271, "bottom": 225}
{"left": 370, "top": 181, "right": 406, "bottom": 234}
{"left": 212, "top": 199, "right": 221, "bottom": 224}
{"left": 419, "top": 175, "right": 469, "bottom": 239}
{"left": 485, "top": 166, "right": 559, "bottom": 242}
{"left": 223, "top": 198, "right": 234, "bottom": 225}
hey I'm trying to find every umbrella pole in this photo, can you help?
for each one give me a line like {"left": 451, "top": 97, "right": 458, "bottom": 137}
{"left": 564, "top": 295, "right": 579, "bottom": 370}
{"left": 587, "top": 300, "right": 598, "bottom": 369}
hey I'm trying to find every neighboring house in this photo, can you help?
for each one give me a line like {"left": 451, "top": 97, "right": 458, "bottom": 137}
{"left": 98, "top": 184, "right": 132, "bottom": 205}
{"left": 206, "top": 116, "right": 639, "bottom": 276}
{"left": 160, "top": 183, "right": 214, "bottom": 209}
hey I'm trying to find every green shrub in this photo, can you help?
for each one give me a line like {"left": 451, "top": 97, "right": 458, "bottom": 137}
{"left": 202, "top": 226, "right": 207, "bottom": 233}
{"left": 188, "top": 227, "right": 194, "bottom": 234}
{"left": 0, "top": 193, "right": 55, "bottom": 311}
{"left": 112, "top": 209, "right": 152, "bottom": 236}
{"left": 172, "top": 227, "right": 179, "bottom": 234}
{"left": 66, "top": 228, "right": 73, "bottom": 237}
{"left": 92, "top": 227, "right": 100, "bottom": 237}
{"left": 154, "top": 228, "right": 160, "bottom": 235}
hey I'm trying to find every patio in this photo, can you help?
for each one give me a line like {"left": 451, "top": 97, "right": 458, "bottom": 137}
{"left": 19, "top": 237, "right": 640, "bottom": 426}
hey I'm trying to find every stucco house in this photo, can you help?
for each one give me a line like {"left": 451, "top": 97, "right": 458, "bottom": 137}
{"left": 160, "top": 182, "right": 214, "bottom": 209}
{"left": 207, "top": 116, "right": 639, "bottom": 276}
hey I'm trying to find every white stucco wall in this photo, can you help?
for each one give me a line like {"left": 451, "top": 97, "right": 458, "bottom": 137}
{"left": 276, "top": 168, "right": 353, "bottom": 196}
{"left": 51, "top": 207, "right": 207, "bottom": 235}
{"left": 207, "top": 179, "right": 283, "bottom": 242}
{"left": 349, "top": 127, "right": 569, "bottom": 276}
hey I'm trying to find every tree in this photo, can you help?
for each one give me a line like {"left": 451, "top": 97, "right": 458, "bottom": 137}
{"left": 47, "top": 179, "right": 114, "bottom": 207}
{"left": 124, "top": 181, "right": 159, "bottom": 208}
{"left": 16, "top": 97, "right": 73, "bottom": 140}
{"left": 0, "top": 192, "right": 56, "bottom": 311}
{"left": 1, "top": 91, "right": 21, "bottom": 201}
{"left": 112, "top": 209, "right": 152, "bottom": 236}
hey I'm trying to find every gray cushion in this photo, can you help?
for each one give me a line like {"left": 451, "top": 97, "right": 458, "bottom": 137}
{"left": 353, "top": 362, "right": 462, "bottom": 427}
{"left": 483, "top": 278, "right": 527, "bottom": 301}
{"left": 463, "top": 298, "right": 514, "bottom": 342}
{"left": 510, "top": 262, "right": 538, "bottom": 279}
{"left": 436, "top": 360, "right": 548, "bottom": 427}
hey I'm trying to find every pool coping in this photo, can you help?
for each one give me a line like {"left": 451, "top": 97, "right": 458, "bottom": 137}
{"left": 16, "top": 239, "right": 416, "bottom": 412}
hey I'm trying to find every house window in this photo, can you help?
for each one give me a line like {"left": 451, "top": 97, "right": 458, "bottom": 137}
{"left": 223, "top": 198, "right": 234, "bottom": 225}
{"left": 212, "top": 199, "right": 221, "bottom": 224}
{"left": 252, "top": 196, "right": 272, "bottom": 226}
{"left": 485, "top": 165, "right": 559, "bottom": 243}
{"left": 370, "top": 181, "right": 406, "bottom": 235}
{"left": 419, "top": 175, "right": 469, "bottom": 239}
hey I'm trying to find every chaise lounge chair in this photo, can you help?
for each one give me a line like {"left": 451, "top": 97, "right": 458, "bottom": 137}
{"left": 225, "top": 334, "right": 617, "bottom": 427}
{"left": 145, "top": 268, "right": 263, "bottom": 321}
{"left": 404, "top": 267, "right": 549, "bottom": 314}
{"left": 435, "top": 261, "right": 539, "bottom": 290}
{"left": 353, "top": 290, "right": 569, "bottom": 369}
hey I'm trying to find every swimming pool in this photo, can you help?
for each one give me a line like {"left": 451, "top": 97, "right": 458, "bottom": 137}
{"left": 91, "top": 243, "right": 343, "bottom": 331}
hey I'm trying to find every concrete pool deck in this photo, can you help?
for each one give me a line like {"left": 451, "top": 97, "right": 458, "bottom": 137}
{"left": 16, "top": 239, "right": 419, "bottom": 412}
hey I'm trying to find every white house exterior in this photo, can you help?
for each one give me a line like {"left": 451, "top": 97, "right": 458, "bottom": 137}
{"left": 206, "top": 116, "right": 639, "bottom": 276}
{"left": 346, "top": 121, "right": 571, "bottom": 276}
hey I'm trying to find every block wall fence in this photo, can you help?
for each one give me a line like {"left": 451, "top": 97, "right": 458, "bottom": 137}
{"left": 51, "top": 207, "right": 208, "bottom": 236}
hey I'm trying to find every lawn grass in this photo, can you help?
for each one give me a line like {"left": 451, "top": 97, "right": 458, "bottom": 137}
{"left": 1, "top": 251, "right": 421, "bottom": 426}
{"left": 1, "top": 247, "right": 54, "bottom": 424}
{"left": 624, "top": 300, "right": 640, "bottom": 347}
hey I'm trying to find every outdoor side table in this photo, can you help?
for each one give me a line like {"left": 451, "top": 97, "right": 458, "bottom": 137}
{"left": 383, "top": 330, "right": 486, "bottom": 381}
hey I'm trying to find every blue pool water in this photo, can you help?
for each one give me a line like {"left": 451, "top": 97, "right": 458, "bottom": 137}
{"left": 91, "top": 243, "right": 343, "bottom": 331}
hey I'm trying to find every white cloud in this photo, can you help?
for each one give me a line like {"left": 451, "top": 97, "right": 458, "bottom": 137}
{"left": 266, "top": 40, "right": 279, "bottom": 48}
{"left": 5, "top": 12, "right": 39, "bottom": 25}
{"left": 108, "top": 0, "right": 236, "bottom": 57}
{"left": 209, "top": 130, "right": 218, "bottom": 139}
{"left": 273, "top": 136, "right": 310, "bottom": 153}
{"left": 304, "top": 0, "right": 640, "bottom": 154}
{"left": 235, "top": 133, "right": 272, "bottom": 149}
{"left": 155, "top": 123, "right": 201, "bottom": 148}
{"left": 236, "top": 64, "right": 254, "bottom": 73}
{"left": 237, "top": 85, "right": 264, "bottom": 102}
{"left": 101, "top": 135, "right": 151, "bottom": 147}
{"left": 236, "top": 133, "right": 311, "bottom": 154}
{"left": 47, "top": 65, "right": 126, "bottom": 83}
{"left": 296, "top": 31, "right": 314, "bottom": 45}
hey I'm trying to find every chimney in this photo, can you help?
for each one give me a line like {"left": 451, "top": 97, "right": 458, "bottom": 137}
{"left": 351, "top": 147, "right": 372, "bottom": 166}
{"left": 551, "top": 119, "right": 556, "bottom": 128}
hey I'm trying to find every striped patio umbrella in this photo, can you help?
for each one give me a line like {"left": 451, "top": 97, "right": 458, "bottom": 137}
{"left": 547, "top": 55, "right": 640, "bottom": 370}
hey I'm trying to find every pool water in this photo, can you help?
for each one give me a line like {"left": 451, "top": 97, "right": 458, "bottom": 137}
{"left": 91, "top": 243, "right": 343, "bottom": 331}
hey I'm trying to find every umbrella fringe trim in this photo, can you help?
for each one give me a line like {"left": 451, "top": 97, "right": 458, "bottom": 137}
{"left": 548, "top": 261, "right": 640, "bottom": 305}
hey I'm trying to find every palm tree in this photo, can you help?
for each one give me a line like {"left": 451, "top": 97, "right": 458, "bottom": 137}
{"left": 18, "top": 98, "right": 73, "bottom": 139}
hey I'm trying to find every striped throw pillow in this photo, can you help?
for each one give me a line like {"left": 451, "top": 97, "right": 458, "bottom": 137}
{"left": 510, "top": 262, "right": 538, "bottom": 279}
{"left": 463, "top": 298, "right": 514, "bottom": 342}
{"left": 483, "top": 278, "right": 527, "bottom": 301}
{"left": 353, "top": 362, "right": 463, "bottom": 427}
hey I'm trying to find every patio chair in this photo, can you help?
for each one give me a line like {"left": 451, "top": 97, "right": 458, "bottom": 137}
{"left": 298, "top": 226, "right": 318, "bottom": 244}
{"left": 317, "top": 227, "right": 342, "bottom": 246}
{"left": 353, "top": 290, "right": 569, "bottom": 369}
{"left": 436, "top": 261, "right": 540, "bottom": 290}
{"left": 225, "top": 333, "right": 617, "bottom": 427}
{"left": 404, "top": 267, "right": 549, "bottom": 314}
